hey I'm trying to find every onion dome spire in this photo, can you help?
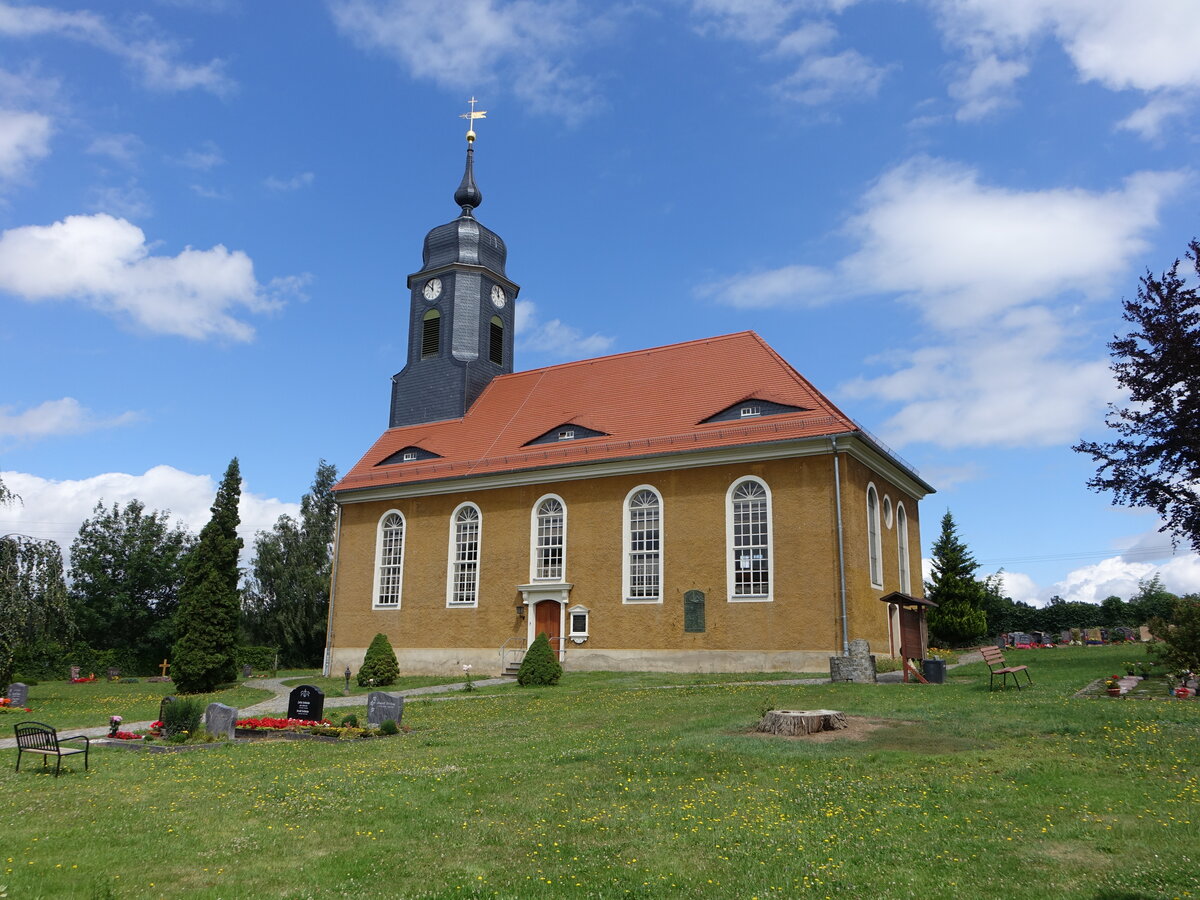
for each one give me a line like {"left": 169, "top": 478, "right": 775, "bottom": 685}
{"left": 454, "top": 145, "right": 482, "bottom": 217}
{"left": 455, "top": 97, "right": 487, "bottom": 217}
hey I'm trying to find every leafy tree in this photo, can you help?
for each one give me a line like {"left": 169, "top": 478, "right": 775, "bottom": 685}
{"left": 1128, "top": 574, "right": 1179, "bottom": 625}
{"left": 69, "top": 500, "right": 195, "bottom": 672}
{"left": 517, "top": 632, "right": 562, "bottom": 686}
{"left": 357, "top": 632, "right": 399, "bottom": 687}
{"left": 924, "top": 511, "right": 988, "bottom": 647}
{"left": 0, "top": 534, "right": 74, "bottom": 685}
{"left": 243, "top": 460, "right": 338, "bottom": 667}
{"left": 172, "top": 458, "right": 243, "bottom": 693}
{"left": 1074, "top": 239, "right": 1200, "bottom": 552}
{"left": 1099, "top": 594, "right": 1131, "bottom": 628}
{"left": 1148, "top": 597, "right": 1200, "bottom": 673}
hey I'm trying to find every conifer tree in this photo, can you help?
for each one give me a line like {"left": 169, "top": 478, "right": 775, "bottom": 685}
{"left": 1075, "top": 240, "right": 1200, "bottom": 552}
{"left": 517, "top": 632, "right": 562, "bottom": 686}
{"left": 925, "top": 511, "right": 988, "bottom": 647}
{"left": 172, "top": 458, "right": 243, "bottom": 693}
{"left": 357, "top": 632, "right": 399, "bottom": 687}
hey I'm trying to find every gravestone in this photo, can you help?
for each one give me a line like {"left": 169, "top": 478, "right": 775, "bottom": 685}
{"left": 205, "top": 702, "right": 238, "bottom": 740}
{"left": 1060, "top": 630, "right": 1073, "bottom": 644}
{"left": 107, "top": 667, "right": 120, "bottom": 681}
{"left": 8, "top": 683, "right": 29, "bottom": 707}
{"left": 242, "top": 664, "right": 252, "bottom": 678}
{"left": 683, "top": 589, "right": 705, "bottom": 633}
{"left": 158, "top": 695, "right": 177, "bottom": 724}
{"left": 367, "top": 691, "right": 404, "bottom": 727}
{"left": 69, "top": 666, "right": 80, "bottom": 681}
{"left": 287, "top": 684, "right": 325, "bottom": 722}
{"left": 829, "top": 638, "right": 877, "bottom": 683}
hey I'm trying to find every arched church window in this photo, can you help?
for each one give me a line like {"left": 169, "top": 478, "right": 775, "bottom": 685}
{"left": 727, "top": 478, "right": 772, "bottom": 600}
{"left": 896, "top": 503, "right": 911, "bottom": 594}
{"left": 421, "top": 309, "right": 441, "bottom": 358}
{"left": 624, "top": 487, "right": 662, "bottom": 602}
{"left": 867, "top": 484, "right": 883, "bottom": 588}
{"left": 374, "top": 511, "right": 405, "bottom": 607}
{"left": 448, "top": 503, "right": 481, "bottom": 606}
{"left": 532, "top": 496, "right": 566, "bottom": 581}
{"left": 489, "top": 316, "right": 504, "bottom": 365}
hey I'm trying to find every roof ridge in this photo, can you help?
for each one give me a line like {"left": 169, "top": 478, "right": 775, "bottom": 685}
{"left": 498, "top": 330, "right": 758, "bottom": 380}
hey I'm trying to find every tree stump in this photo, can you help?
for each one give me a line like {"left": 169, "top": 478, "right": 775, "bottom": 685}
{"left": 756, "top": 709, "right": 847, "bottom": 736}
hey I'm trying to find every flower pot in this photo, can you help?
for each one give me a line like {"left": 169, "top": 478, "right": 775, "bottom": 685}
{"left": 1106, "top": 687, "right": 1121, "bottom": 697}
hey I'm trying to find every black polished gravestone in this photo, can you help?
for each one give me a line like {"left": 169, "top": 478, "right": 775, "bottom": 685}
{"left": 684, "top": 590, "right": 706, "bottom": 633}
{"left": 287, "top": 684, "right": 325, "bottom": 722}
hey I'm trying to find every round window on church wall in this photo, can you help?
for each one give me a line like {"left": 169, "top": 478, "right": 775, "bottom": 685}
{"left": 883, "top": 496, "right": 893, "bottom": 528}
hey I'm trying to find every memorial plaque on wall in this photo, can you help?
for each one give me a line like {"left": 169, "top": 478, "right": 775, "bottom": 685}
{"left": 287, "top": 684, "right": 325, "bottom": 722}
{"left": 684, "top": 590, "right": 706, "bottom": 633}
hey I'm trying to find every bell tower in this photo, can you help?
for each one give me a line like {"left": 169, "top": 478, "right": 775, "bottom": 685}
{"left": 389, "top": 103, "right": 519, "bottom": 428}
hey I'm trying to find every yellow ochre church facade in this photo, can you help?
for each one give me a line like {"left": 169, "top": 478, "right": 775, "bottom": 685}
{"left": 324, "top": 134, "right": 933, "bottom": 676}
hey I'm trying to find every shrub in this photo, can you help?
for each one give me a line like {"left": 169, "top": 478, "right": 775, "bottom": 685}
{"left": 236, "top": 646, "right": 278, "bottom": 671}
{"left": 517, "top": 632, "right": 562, "bottom": 686}
{"left": 357, "top": 633, "right": 399, "bottom": 687}
{"left": 1149, "top": 597, "right": 1200, "bottom": 672}
{"left": 161, "top": 697, "right": 204, "bottom": 737}
{"left": 340, "top": 713, "right": 359, "bottom": 728}
{"left": 379, "top": 719, "right": 399, "bottom": 735}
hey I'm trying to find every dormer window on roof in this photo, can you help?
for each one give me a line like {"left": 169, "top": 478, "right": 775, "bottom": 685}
{"left": 558, "top": 429, "right": 575, "bottom": 441}
{"left": 740, "top": 405, "right": 761, "bottom": 418}
{"left": 525, "top": 423, "right": 609, "bottom": 447}
{"left": 701, "top": 397, "right": 810, "bottom": 425}
{"left": 376, "top": 445, "right": 441, "bottom": 466}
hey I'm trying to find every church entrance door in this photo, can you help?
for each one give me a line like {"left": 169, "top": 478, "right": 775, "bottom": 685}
{"left": 533, "top": 599, "right": 563, "bottom": 659}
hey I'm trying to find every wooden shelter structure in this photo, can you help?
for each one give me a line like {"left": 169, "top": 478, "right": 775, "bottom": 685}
{"left": 880, "top": 591, "right": 938, "bottom": 683}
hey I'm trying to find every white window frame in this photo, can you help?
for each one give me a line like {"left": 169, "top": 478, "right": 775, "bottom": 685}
{"left": 558, "top": 429, "right": 575, "bottom": 441}
{"left": 373, "top": 509, "right": 406, "bottom": 608}
{"left": 622, "top": 485, "right": 663, "bottom": 604}
{"left": 867, "top": 483, "right": 883, "bottom": 589}
{"left": 446, "top": 502, "right": 482, "bottom": 607}
{"left": 725, "top": 476, "right": 773, "bottom": 602}
{"left": 530, "top": 494, "right": 567, "bottom": 582}
{"left": 568, "top": 604, "right": 590, "bottom": 643}
{"left": 896, "top": 502, "right": 911, "bottom": 594}
{"left": 740, "top": 405, "right": 761, "bottom": 418}
{"left": 402, "top": 451, "right": 418, "bottom": 462}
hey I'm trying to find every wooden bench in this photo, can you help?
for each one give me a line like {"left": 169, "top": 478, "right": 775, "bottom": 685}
{"left": 14, "top": 721, "right": 90, "bottom": 777}
{"left": 981, "top": 646, "right": 1032, "bottom": 691}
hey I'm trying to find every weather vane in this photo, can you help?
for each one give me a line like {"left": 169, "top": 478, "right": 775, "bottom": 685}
{"left": 460, "top": 96, "right": 487, "bottom": 144}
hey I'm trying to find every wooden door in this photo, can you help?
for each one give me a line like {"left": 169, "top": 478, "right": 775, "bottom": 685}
{"left": 534, "top": 600, "right": 561, "bottom": 652}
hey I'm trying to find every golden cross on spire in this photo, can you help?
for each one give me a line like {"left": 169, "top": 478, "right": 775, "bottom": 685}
{"left": 460, "top": 96, "right": 487, "bottom": 144}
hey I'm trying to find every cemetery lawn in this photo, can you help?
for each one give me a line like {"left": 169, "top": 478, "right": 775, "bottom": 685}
{"left": 2, "top": 645, "right": 1197, "bottom": 899}
{"left": 279, "top": 673, "right": 475, "bottom": 696}
{"left": 2, "top": 681, "right": 273, "bottom": 730}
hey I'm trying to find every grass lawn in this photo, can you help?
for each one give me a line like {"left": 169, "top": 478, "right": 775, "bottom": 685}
{"left": 278, "top": 673, "right": 476, "bottom": 696}
{"left": 0, "top": 680, "right": 273, "bottom": 730}
{"left": 2, "top": 645, "right": 1197, "bottom": 899}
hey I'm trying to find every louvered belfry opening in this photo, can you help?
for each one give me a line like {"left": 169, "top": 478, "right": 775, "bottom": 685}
{"left": 489, "top": 316, "right": 503, "bottom": 365}
{"left": 422, "top": 309, "right": 441, "bottom": 358}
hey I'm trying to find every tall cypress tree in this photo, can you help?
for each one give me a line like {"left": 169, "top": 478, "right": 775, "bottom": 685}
{"left": 172, "top": 458, "right": 243, "bottom": 693}
{"left": 925, "top": 511, "right": 988, "bottom": 647}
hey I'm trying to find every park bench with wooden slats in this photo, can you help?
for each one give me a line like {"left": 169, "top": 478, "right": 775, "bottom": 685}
{"left": 980, "top": 646, "right": 1033, "bottom": 691}
{"left": 14, "top": 721, "right": 90, "bottom": 777}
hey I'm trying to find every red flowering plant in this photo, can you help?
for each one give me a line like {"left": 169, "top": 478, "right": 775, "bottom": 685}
{"left": 0, "top": 697, "right": 34, "bottom": 714}
{"left": 70, "top": 674, "right": 97, "bottom": 683}
{"left": 235, "top": 716, "right": 332, "bottom": 731}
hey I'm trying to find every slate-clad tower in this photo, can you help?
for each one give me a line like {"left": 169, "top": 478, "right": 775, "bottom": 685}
{"left": 389, "top": 140, "right": 520, "bottom": 427}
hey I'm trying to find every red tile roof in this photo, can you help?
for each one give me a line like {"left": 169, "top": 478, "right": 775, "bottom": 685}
{"left": 334, "top": 331, "right": 860, "bottom": 494}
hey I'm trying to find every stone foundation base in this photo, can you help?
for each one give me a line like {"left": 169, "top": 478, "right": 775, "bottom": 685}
{"left": 327, "top": 646, "right": 837, "bottom": 677}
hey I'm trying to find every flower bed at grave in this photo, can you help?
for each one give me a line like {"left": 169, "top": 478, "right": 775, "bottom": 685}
{"left": 0, "top": 698, "right": 33, "bottom": 713}
{"left": 236, "top": 716, "right": 332, "bottom": 731}
{"left": 110, "top": 731, "right": 144, "bottom": 740}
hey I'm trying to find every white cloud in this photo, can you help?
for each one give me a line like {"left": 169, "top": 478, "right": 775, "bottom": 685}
{"left": 928, "top": 0, "right": 1200, "bottom": 133}
{"left": 0, "top": 1, "right": 233, "bottom": 95}
{"left": 0, "top": 213, "right": 289, "bottom": 341}
{"left": 688, "top": 0, "right": 885, "bottom": 106}
{"left": 1117, "top": 94, "right": 1192, "bottom": 140}
{"left": 176, "top": 140, "right": 224, "bottom": 171}
{"left": 329, "top": 0, "right": 604, "bottom": 122}
{"left": 515, "top": 298, "right": 613, "bottom": 360}
{"left": 264, "top": 171, "right": 314, "bottom": 192}
{"left": 87, "top": 180, "right": 154, "bottom": 220}
{"left": 0, "top": 398, "right": 139, "bottom": 441}
{"left": 87, "top": 133, "right": 143, "bottom": 166}
{"left": 701, "top": 158, "right": 1183, "bottom": 448}
{"left": 0, "top": 466, "right": 298, "bottom": 568}
{"left": 0, "top": 108, "right": 51, "bottom": 182}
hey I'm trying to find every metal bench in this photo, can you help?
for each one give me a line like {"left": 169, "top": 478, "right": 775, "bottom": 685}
{"left": 14, "top": 721, "right": 90, "bottom": 777}
{"left": 980, "top": 646, "right": 1032, "bottom": 691}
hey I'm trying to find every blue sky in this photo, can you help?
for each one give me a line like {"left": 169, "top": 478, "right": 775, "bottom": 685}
{"left": 1, "top": 0, "right": 1198, "bottom": 606}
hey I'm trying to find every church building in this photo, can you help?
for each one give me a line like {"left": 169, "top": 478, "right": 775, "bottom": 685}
{"left": 324, "top": 129, "right": 934, "bottom": 676}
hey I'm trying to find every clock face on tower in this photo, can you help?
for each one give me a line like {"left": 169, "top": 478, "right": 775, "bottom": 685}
{"left": 423, "top": 278, "right": 443, "bottom": 301}
{"left": 491, "top": 284, "right": 507, "bottom": 309}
